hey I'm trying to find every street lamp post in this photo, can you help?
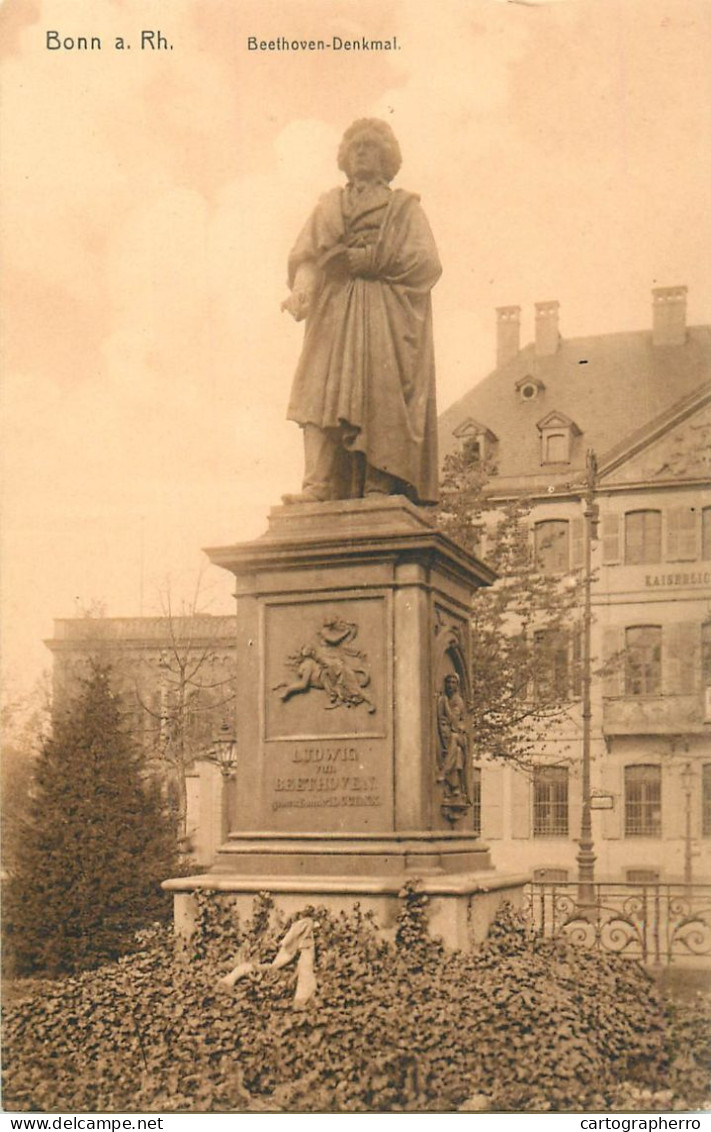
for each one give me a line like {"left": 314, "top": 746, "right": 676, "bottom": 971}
{"left": 209, "top": 722, "right": 238, "bottom": 842}
{"left": 577, "top": 450, "right": 599, "bottom": 906}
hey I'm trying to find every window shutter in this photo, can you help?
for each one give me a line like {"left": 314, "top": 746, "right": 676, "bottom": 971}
{"left": 511, "top": 768, "right": 531, "bottom": 839}
{"left": 681, "top": 624, "right": 700, "bottom": 694}
{"left": 667, "top": 506, "right": 698, "bottom": 561}
{"left": 702, "top": 764, "right": 711, "bottom": 836}
{"left": 600, "top": 761, "right": 623, "bottom": 839}
{"left": 703, "top": 509, "right": 711, "bottom": 561}
{"left": 601, "top": 627, "right": 624, "bottom": 697}
{"left": 602, "top": 514, "right": 621, "bottom": 564}
{"left": 662, "top": 762, "right": 684, "bottom": 841}
{"left": 691, "top": 766, "right": 703, "bottom": 840}
{"left": 664, "top": 623, "right": 700, "bottom": 695}
{"left": 571, "top": 518, "right": 584, "bottom": 569}
{"left": 481, "top": 766, "right": 504, "bottom": 840}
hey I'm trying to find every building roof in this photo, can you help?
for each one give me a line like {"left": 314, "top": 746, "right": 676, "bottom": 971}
{"left": 439, "top": 324, "right": 711, "bottom": 492}
{"left": 46, "top": 614, "right": 238, "bottom": 651}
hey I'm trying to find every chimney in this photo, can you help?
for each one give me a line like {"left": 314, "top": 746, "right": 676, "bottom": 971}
{"left": 535, "top": 301, "right": 560, "bottom": 356}
{"left": 496, "top": 305, "right": 521, "bottom": 367}
{"left": 652, "top": 285, "right": 687, "bottom": 347}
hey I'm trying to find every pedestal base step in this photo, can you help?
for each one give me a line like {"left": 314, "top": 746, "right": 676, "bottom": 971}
{"left": 163, "top": 868, "right": 530, "bottom": 952}
{"left": 209, "top": 830, "right": 494, "bottom": 877}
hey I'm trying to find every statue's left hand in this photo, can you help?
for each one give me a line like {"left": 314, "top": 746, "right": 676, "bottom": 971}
{"left": 281, "top": 289, "right": 311, "bottom": 321}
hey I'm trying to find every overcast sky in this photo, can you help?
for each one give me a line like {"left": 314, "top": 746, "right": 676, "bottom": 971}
{"left": 2, "top": 0, "right": 710, "bottom": 694}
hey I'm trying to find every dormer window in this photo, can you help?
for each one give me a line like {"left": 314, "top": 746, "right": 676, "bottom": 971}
{"left": 452, "top": 418, "right": 498, "bottom": 464}
{"left": 537, "top": 411, "right": 581, "bottom": 466}
{"left": 515, "top": 375, "right": 545, "bottom": 402}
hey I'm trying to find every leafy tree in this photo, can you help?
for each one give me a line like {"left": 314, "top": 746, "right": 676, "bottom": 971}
{"left": 135, "top": 582, "right": 237, "bottom": 842}
{"left": 3, "top": 662, "right": 180, "bottom": 976}
{"left": 435, "top": 444, "right": 584, "bottom": 767}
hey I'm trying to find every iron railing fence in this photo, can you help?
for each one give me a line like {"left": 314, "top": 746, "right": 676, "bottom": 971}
{"left": 525, "top": 881, "right": 711, "bottom": 967}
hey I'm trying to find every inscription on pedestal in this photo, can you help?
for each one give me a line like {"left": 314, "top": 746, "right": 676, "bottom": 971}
{"left": 265, "top": 740, "right": 390, "bottom": 831}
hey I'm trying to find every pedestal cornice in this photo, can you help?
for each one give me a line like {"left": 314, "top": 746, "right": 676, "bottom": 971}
{"left": 205, "top": 496, "right": 496, "bottom": 596}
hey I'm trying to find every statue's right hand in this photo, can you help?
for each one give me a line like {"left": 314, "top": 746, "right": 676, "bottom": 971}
{"left": 281, "top": 289, "right": 310, "bottom": 322}
{"left": 346, "top": 247, "right": 372, "bottom": 276}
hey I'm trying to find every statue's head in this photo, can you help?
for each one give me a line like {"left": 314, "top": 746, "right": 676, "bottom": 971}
{"left": 338, "top": 119, "right": 402, "bottom": 183}
{"left": 444, "top": 673, "right": 460, "bottom": 695}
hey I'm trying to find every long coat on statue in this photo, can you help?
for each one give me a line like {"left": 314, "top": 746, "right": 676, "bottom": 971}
{"left": 286, "top": 184, "right": 442, "bottom": 504}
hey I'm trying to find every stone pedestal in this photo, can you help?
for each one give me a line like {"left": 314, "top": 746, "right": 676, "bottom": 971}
{"left": 164, "top": 497, "right": 528, "bottom": 950}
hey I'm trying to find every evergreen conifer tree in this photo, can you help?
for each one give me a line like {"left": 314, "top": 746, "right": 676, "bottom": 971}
{"left": 4, "top": 663, "right": 180, "bottom": 975}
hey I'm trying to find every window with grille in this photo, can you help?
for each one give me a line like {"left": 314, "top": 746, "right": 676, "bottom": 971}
{"left": 534, "top": 520, "right": 570, "bottom": 574}
{"left": 533, "top": 766, "right": 569, "bottom": 837}
{"left": 624, "top": 765, "right": 661, "bottom": 837}
{"left": 471, "top": 767, "right": 481, "bottom": 837}
{"left": 703, "top": 764, "right": 711, "bottom": 838}
{"left": 625, "top": 626, "right": 662, "bottom": 696}
{"left": 625, "top": 510, "right": 662, "bottom": 565}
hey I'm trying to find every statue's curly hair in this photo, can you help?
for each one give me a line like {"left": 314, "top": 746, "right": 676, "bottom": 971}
{"left": 337, "top": 118, "right": 402, "bottom": 182}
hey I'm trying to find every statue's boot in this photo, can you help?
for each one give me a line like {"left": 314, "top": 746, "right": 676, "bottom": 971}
{"left": 281, "top": 489, "right": 329, "bottom": 505}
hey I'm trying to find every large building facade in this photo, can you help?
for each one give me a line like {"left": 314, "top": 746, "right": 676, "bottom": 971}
{"left": 439, "top": 287, "right": 711, "bottom": 883}
{"left": 46, "top": 614, "right": 238, "bottom": 867}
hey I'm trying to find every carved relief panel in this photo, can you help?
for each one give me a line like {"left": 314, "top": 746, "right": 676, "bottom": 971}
{"left": 262, "top": 596, "right": 391, "bottom": 833}
{"left": 434, "top": 605, "right": 473, "bottom": 826}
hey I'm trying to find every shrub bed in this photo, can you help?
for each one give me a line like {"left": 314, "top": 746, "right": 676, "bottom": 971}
{"left": 3, "top": 889, "right": 710, "bottom": 1113}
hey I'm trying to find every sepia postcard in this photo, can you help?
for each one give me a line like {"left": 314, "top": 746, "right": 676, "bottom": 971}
{"left": 1, "top": 0, "right": 710, "bottom": 1122}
